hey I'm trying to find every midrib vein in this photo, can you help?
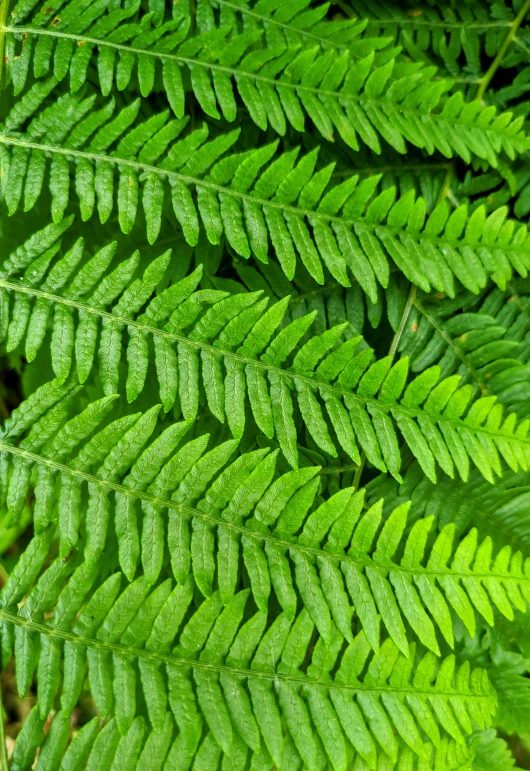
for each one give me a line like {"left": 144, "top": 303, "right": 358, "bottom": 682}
{"left": 0, "top": 21, "right": 523, "bottom": 140}
{"left": 0, "top": 609, "right": 492, "bottom": 698}
{"left": 0, "top": 25, "right": 375, "bottom": 95}
{"left": 0, "top": 277, "right": 528, "bottom": 449}
{"left": 413, "top": 298, "right": 488, "bottom": 395}
{"left": 0, "top": 438, "right": 527, "bottom": 586}
{"left": 211, "top": 0, "right": 357, "bottom": 53}
{"left": 0, "top": 136, "right": 526, "bottom": 264}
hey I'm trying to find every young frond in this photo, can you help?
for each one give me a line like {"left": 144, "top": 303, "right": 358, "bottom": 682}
{"left": 3, "top": 0, "right": 528, "bottom": 158}
{"left": 2, "top": 385, "right": 530, "bottom": 657}
{"left": 2, "top": 96, "right": 529, "bottom": 297}
{"left": 0, "top": 544, "right": 496, "bottom": 771}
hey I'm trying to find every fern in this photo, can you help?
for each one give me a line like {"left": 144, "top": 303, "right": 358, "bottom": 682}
{"left": 398, "top": 280, "right": 530, "bottom": 417}
{"left": 2, "top": 108, "right": 530, "bottom": 300}
{"left": 5, "top": 0, "right": 529, "bottom": 159}
{"left": 3, "top": 381, "right": 530, "bottom": 657}
{"left": 4, "top": 221, "right": 530, "bottom": 481}
{"left": 349, "top": 0, "right": 523, "bottom": 81}
{"left": 366, "top": 459, "right": 530, "bottom": 557}
{"left": 0, "top": 552, "right": 490, "bottom": 770}
{"left": 2, "top": 0, "right": 530, "bottom": 767}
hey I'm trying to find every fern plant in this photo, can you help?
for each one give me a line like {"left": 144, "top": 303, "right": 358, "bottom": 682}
{"left": 2, "top": 0, "right": 530, "bottom": 769}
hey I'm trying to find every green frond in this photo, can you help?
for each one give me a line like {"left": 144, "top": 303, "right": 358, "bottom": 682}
{"left": 367, "top": 461, "right": 530, "bottom": 557}
{"left": 206, "top": 0, "right": 384, "bottom": 56}
{"left": 472, "top": 729, "right": 522, "bottom": 771}
{"left": 350, "top": 0, "right": 518, "bottom": 80}
{"left": 8, "top": 0, "right": 372, "bottom": 56}
{"left": 0, "top": 547, "right": 495, "bottom": 770}
{"left": 486, "top": 646, "right": 530, "bottom": 736}
{"left": 2, "top": 101, "right": 529, "bottom": 296}
{"left": 397, "top": 279, "right": 530, "bottom": 417}
{"left": 3, "top": 0, "right": 529, "bottom": 158}
{"left": 3, "top": 224, "right": 530, "bottom": 480}
{"left": 2, "top": 0, "right": 530, "bottom": 764}
{"left": 2, "top": 387, "right": 530, "bottom": 655}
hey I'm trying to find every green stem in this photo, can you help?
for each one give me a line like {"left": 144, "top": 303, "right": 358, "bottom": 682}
{"left": 476, "top": 0, "right": 530, "bottom": 101}
{"left": 0, "top": 0, "right": 9, "bottom": 88}
{"left": 388, "top": 285, "right": 417, "bottom": 359}
{"left": 436, "top": 161, "right": 455, "bottom": 205}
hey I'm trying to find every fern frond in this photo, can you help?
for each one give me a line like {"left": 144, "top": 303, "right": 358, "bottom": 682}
{"left": 472, "top": 729, "right": 521, "bottom": 771}
{"left": 397, "top": 280, "right": 530, "bottom": 417}
{"left": 2, "top": 0, "right": 530, "bottom": 762}
{"left": 8, "top": 0, "right": 373, "bottom": 57}
{"left": 2, "top": 386, "right": 530, "bottom": 654}
{"left": 486, "top": 646, "right": 530, "bottom": 736}
{"left": 0, "top": 545, "right": 495, "bottom": 770}
{"left": 367, "top": 461, "right": 530, "bottom": 556}
{"left": 351, "top": 0, "right": 517, "bottom": 80}
{"left": 3, "top": 0, "right": 529, "bottom": 159}
{"left": 206, "top": 0, "right": 384, "bottom": 56}
{"left": 4, "top": 224, "right": 530, "bottom": 480}
{"left": 2, "top": 99, "right": 530, "bottom": 297}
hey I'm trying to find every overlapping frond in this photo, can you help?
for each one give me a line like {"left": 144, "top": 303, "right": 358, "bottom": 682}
{"left": 486, "top": 646, "right": 530, "bottom": 735}
{"left": 2, "top": 385, "right": 530, "bottom": 657}
{"left": 350, "top": 0, "right": 519, "bottom": 79}
{"left": 206, "top": 0, "right": 384, "bottom": 55}
{"left": 228, "top": 252, "right": 411, "bottom": 340}
{"left": 367, "top": 461, "right": 530, "bottom": 556}
{"left": 397, "top": 280, "right": 530, "bottom": 417}
{"left": 1, "top": 0, "right": 530, "bottom": 765}
{"left": 3, "top": 223, "right": 530, "bottom": 482}
{"left": 8, "top": 0, "right": 374, "bottom": 57}
{"left": 2, "top": 97, "right": 529, "bottom": 297}
{"left": 1, "top": 547, "right": 488, "bottom": 771}
{"left": 472, "top": 729, "right": 520, "bottom": 771}
{"left": 3, "top": 0, "right": 529, "bottom": 159}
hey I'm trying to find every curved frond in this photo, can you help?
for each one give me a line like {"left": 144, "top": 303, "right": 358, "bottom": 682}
{"left": 0, "top": 546, "right": 495, "bottom": 771}
{"left": 3, "top": 0, "right": 528, "bottom": 159}
{"left": 2, "top": 387, "right": 530, "bottom": 654}
{"left": 3, "top": 224, "right": 530, "bottom": 480}
{"left": 2, "top": 99, "right": 529, "bottom": 297}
